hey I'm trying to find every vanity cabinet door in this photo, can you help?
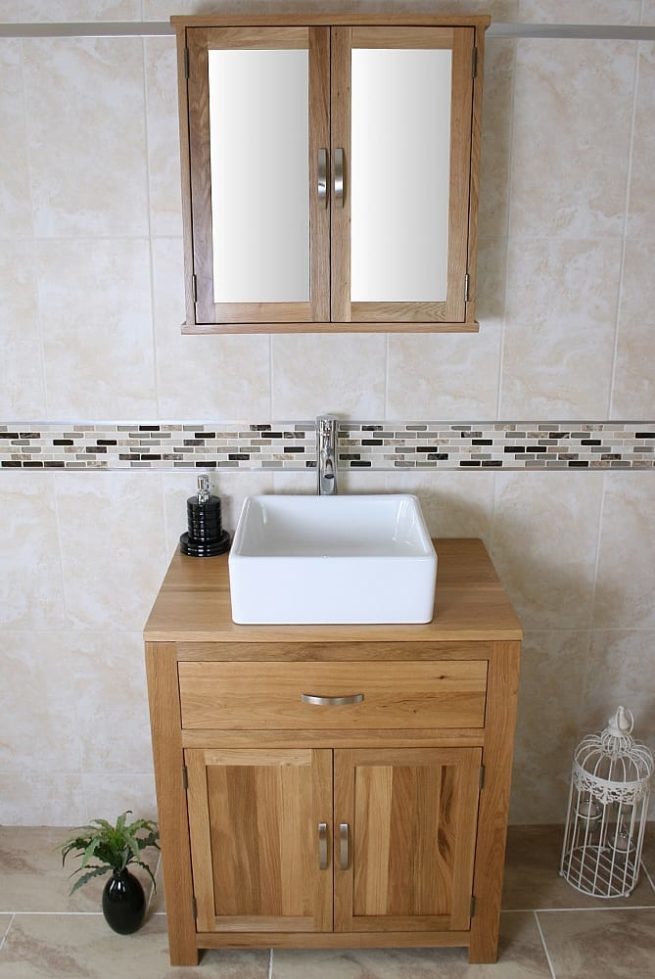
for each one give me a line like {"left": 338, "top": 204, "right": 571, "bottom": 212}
{"left": 334, "top": 747, "right": 481, "bottom": 933}
{"left": 185, "top": 747, "right": 333, "bottom": 933}
{"left": 331, "top": 27, "right": 475, "bottom": 325}
{"left": 185, "top": 26, "right": 330, "bottom": 325}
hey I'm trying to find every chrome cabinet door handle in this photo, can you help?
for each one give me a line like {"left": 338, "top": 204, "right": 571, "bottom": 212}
{"left": 318, "top": 821, "right": 328, "bottom": 870}
{"left": 317, "top": 148, "right": 328, "bottom": 207}
{"left": 334, "top": 148, "right": 344, "bottom": 206}
{"left": 301, "top": 693, "right": 364, "bottom": 706}
{"left": 339, "top": 822, "right": 350, "bottom": 870}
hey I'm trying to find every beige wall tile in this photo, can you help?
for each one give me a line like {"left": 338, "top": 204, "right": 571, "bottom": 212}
{"left": 144, "top": 37, "right": 183, "bottom": 238}
{"left": 0, "top": 3, "right": 25, "bottom": 20}
{"left": 479, "top": 38, "right": 515, "bottom": 239}
{"left": 509, "top": 39, "right": 635, "bottom": 239}
{"left": 612, "top": 240, "right": 655, "bottom": 417}
{"left": 0, "top": 632, "right": 84, "bottom": 774}
{"left": 0, "top": 473, "right": 66, "bottom": 630}
{"left": 358, "top": 470, "right": 497, "bottom": 543}
{"left": 583, "top": 630, "right": 655, "bottom": 754}
{"left": 272, "top": 334, "right": 386, "bottom": 418}
{"left": 0, "top": 241, "right": 45, "bottom": 418}
{"left": 387, "top": 328, "right": 502, "bottom": 419}
{"left": 22, "top": 37, "right": 148, "bottom": 237}
{"left": 500, "top": 238, "right": 620, "bottom": 417}
{"left": 594, "top": 472, "right": 655, "bottom": 630}
{"left": 37, "top": 238, "right": 157, "bottom": 418}
{"left": 0, "top": 41, "right": 33, "bottom": 238}
{"left": 476, "top": 236, "right": 508, "bottom": 321}
{"left": 152, "top": 237, "right": 271, "bottom": 419}
{"left": 21, "top": 1, "right": 142, "bottom": 18}
{"left": 627, "top": 43, "right": 655, "bottom": 238}
{"left": 490, "top": 471, "right": 604, "bottom": 630}
{"left": 74, "top": 631, "right": 153, "bottom": 775}
{"left": 0, "top": 774, "right": 87, "bottom": 825}
{"left": 510, "top": 630, "right": 590, "bottom": 824}
{"left": 55, "top": 472, "right": 169, "bottom": 633}
{"left": 643, "top": 2, "right": 655, "bottom": 25}
{"left": 272, "top": 470, "right": 318, "bottom": 494}
{"left": 519, "top": 1, "right": 642, "bottom": 22}
{"left": 82, "top": 775, "right": 158, "bottom": 823}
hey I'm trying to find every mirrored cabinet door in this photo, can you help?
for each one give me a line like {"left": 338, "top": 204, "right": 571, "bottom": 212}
{"left": 186, "top": 27, "right": 330, "bottom": 324}
{"left": 331, "top": 27, "right": 475, "bottom": 324}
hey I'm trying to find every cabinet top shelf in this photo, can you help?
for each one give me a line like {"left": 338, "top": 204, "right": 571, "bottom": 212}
{"left": 171, "top": 13, "right": 491, "bottom": 29}
{"left": 144, "top": 538, "right": 522, "bottom": 644}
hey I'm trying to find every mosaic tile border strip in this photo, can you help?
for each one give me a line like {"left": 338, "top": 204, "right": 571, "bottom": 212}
{"left": 1, "top": 421, "right": 654, "bottom": 471}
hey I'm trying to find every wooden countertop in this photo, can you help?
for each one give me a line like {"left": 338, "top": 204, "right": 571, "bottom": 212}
{"left": 144, "top": 538, "right": 522, "bottom": 643}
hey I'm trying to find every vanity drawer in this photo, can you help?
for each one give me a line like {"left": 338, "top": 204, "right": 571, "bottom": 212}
{"left": 178, "top": 661, "right": 488, "bottom": 730}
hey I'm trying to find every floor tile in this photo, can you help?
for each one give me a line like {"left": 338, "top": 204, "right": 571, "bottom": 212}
{"left": 502, "top": 825, "right": 655, "bottom": 909}
{"left": 0, "top": 914, "right": 269, "bottom": 979}
{"left": 0, "top": 827, "right": 158, "bottom": 913}
{"left": 271, "top": 913, "right": 551, "bottom": 978}
{"left": 537, "top": 908, "right": 655, "bottom": 979}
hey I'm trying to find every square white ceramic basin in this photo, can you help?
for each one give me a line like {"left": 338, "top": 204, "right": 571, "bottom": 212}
{"left": 228, "top": 494, "right": 437, "bottom": 624}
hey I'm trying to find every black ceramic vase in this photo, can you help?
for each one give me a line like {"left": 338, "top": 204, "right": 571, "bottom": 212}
{"left": 102, "top": 869, "right": 146, "bottom": 935}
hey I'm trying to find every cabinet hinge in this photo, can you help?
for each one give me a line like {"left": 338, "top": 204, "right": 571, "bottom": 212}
{"left": 182, "top": 765, "right": 188, "bottom": 790}
{"left": 472, "top": 46, "right": 478, "bottom": 78}
{"left": 479, "top": 764, "right": 485, "bottom": 790}
{"left": 464, "top": 273, "right": 470, "bottom": 302}
{"left": 184, "top": 46, "right": 190, "bottom": 80}
{"left": 470, "top": 895, "right": 476, "bottom": 918}
{"left": 192, "top": 896, "right": 197, "bottom": 919}
{"left": 192, "top": 273, "right": 198, "bottom": 302}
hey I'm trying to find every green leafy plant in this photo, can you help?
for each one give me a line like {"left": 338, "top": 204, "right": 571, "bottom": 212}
{"left": 60, "top": 811, "right": 159, "bottom": 894}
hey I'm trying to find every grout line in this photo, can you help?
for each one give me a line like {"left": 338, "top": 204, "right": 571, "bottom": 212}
{"left": 534, "top": 911, "right": 558, "bottom": 979}
{"left": 0, "top": 914, "right": 15, "bottom": 953}
{"left": 607, "top": 38, "right": 641, "bottom": 421}
{"left": 505, "top": 904, "right": 655, "bottom": 914}
{"left": 145, "top": 852, "right": 161, "bottom": 915}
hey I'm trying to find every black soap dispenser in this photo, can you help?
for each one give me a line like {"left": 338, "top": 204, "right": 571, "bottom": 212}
{"left": 179, "top": 475, "right": 231, "bottom": 557}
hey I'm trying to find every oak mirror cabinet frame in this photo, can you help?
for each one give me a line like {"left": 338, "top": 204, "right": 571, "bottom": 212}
{"left": 172, "top": 10, "right": 489, "bottom": 334}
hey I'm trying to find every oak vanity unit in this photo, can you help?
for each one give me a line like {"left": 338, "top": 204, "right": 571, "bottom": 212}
{"left": 144, "top": 539, "right": 522, "bottom": 966}
{"left": 172, "top": 9, "right": 488, "bottom": 333}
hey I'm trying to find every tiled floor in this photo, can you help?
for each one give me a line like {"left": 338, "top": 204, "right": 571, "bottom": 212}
{"left": 0, "top": 825, "right": 654, "bottom": 978}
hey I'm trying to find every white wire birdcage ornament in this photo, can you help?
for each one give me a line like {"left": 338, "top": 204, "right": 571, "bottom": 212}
{"left": 560, "top": 706, "right": 653, "bottom": 898}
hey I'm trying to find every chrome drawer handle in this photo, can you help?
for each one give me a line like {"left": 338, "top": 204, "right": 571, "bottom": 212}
{"left": 301, "top": 693, "right": 364, "bottom": 706}
{"left": 318, "top": 821, "right": 328, "bottom": 870}
{"left": 334, "top": 147, "right": 345, "bottom": 206}
{"left": 339, "top": 822, "right": 350, "bottom": 870}
{"left": 317, "top": 147, "right": 329, "bottom": 207}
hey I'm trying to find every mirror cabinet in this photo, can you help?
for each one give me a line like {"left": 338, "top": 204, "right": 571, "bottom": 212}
{"left": 173, "top": 10, "right": 489, "bottom": 333}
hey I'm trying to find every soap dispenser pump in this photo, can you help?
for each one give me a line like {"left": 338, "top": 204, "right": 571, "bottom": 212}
{"left": 179, "top": 475, "right": 230, "bottom": 558}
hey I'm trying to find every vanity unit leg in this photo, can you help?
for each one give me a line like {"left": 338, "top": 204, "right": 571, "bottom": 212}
{"left": 468, "top": 641, "right": 521, "bottom": 964}
{"left": 145, "top": 641, "right": 199, "bottom": 966}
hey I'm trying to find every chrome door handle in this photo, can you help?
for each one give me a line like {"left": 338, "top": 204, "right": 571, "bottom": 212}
{"left": 334, "top": 148, "right": 344, "bottom": 206}
{"left": 302, "top": 693, "right": 364, "bottom": 706}
{"left": 318, "top": 821, "right": 328, "bottom": 870}
{"left": 318, "top": 148, "right": 328, "bottom": 207}
{"left": 339, "top": 822, "right": 350, "bottom": 870}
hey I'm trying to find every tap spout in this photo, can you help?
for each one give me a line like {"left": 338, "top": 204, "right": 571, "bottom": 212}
{"left": 317, "top": 415, "right": 338, "bottom": 495}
